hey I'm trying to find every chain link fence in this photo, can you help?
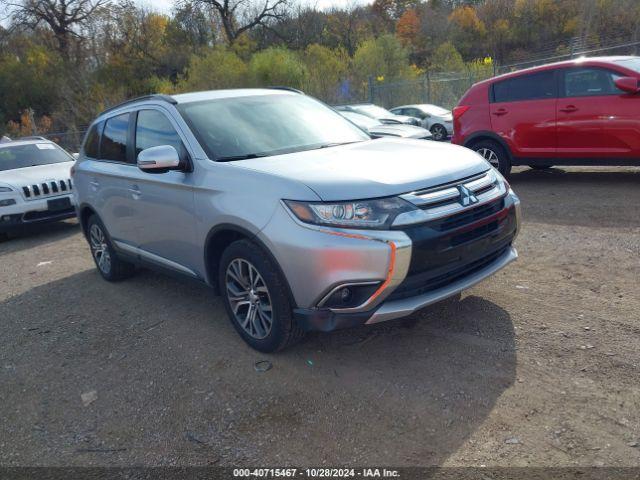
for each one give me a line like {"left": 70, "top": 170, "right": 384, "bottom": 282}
{"left": 370, "top": 71, "right": 491, "bottom": 110}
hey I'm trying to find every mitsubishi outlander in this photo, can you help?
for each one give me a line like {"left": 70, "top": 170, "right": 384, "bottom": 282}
{"left": 73, "top": 89, "right": 521, "bottom": 352}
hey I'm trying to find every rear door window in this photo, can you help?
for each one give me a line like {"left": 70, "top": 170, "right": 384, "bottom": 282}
{"left": 562, "top": 68, "right": 624, "bottom": 97}
{"left": 100, "top": 113, "right": 130, "bottom": 163}
{"left": 493, "top": 71, "right": 557, "bottom": 103}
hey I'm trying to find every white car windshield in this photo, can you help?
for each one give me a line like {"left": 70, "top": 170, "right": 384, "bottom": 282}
{"left": 0, "top": 143, "right": 73, "bottom": 172}
{"left": 178, "top": 94, "right": 369, "bottom": 161}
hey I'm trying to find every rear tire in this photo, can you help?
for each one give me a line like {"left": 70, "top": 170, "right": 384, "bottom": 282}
{"left": 473, "top": 140, "right": 512, "bottom": 176}
{"left": 219, "top": 239, "right": 304, "bottom": 352}
{"left": 430, "top": 124, "right": 447, "bottom": 141}
{"left": 87, "top": 215, "right": 136, "bottom": 282}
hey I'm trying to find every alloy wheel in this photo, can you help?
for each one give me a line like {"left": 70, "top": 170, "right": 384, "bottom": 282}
{"left": 89, "top": 224, "right": 111, "bottom": 274}
{"left": 431, "top": 125, "right": 446, "bottom": 141}
{"left": 477, "top": 147, "right": 500, "bottom": 168}
{"left": 225, "top": 258, "right": 273, "bottom": 340}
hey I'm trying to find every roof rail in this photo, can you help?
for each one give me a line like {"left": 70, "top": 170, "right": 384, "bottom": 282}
{"left": 267, "top": 86, "right": 304, "bottom": 94}
{"left": 99, "top": 94, "right": 177, "bottom": 116}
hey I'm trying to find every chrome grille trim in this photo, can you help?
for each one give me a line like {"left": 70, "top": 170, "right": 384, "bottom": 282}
{"left": 394, "top": 170, "right": 506, "bottom": 226}
{"left": 21, "top": 179, "right": 73, "bottom": 200}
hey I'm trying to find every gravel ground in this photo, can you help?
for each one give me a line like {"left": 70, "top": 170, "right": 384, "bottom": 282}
{"left": 0, "top": 166, "right": 639, "bottom": 467}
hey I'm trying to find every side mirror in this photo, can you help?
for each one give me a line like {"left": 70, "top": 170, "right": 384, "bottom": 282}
{"left": 137, "top": 145, "right": 181, "bottom": 173}
{"left": 614, "top": 76, "right": 640, "bottom": 94}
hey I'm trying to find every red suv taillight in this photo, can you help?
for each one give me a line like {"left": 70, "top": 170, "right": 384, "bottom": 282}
{"left": 453, "top": 105, "right": 470, "bottom": 120}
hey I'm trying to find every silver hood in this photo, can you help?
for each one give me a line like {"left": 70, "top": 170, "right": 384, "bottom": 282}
{"left": 233, "top": 138, "right": 490, "bottom": 201}
{"left": 0, "top": 162, "right": 75, "bottom": 187}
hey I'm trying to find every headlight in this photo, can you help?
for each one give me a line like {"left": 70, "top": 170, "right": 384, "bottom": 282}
{"left": 284, "top": 197, "right": 416, "bottom": 230}
{"left": 0, "top": 186, "right": 13, "bottom": 193}
{"left": 0, "top": 199, "right": 16, "bottom": 207}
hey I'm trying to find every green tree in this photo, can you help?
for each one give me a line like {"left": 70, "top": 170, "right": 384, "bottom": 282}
{"left": 248, "top": 47, "right": 308, "bottom": 89}
{"left": 179, "top": 48, "right": 248, "bottom": 91}
{"left": 302, "top": 44, "right": 349, "bottom": 102}
{"left": 352, "top": 34, "right": 413, "bottom": 86}
{"left": 449, "top": 5, "right": 487, "bottom": 59}
{"left": 430, "top": 41, "right": 465, "bottom": 71}
{"left": 0, "top": 45, "right": 62, "bottom": 130}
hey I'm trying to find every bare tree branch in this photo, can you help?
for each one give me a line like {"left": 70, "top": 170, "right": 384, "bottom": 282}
{"left": 193, "top": 0, "right": 289, "bottom": 44}
{"left": 7, "top": 0, "right": 112, "bottom": 58}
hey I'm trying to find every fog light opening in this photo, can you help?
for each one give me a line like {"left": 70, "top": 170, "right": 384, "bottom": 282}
{"left": 318, "top": 282, "right": 381, "bottom": 309}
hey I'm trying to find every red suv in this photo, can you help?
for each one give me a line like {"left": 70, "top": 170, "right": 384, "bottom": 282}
{"left": 452, "top": 56, "right": 640, "bottom": 175}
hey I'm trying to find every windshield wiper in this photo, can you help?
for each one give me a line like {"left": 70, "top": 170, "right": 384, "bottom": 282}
{"left": 318, "top": 140, "right": 365, "bottom": 149}
{"left": 216, "top": 152, "right": 269, "bottom": 162}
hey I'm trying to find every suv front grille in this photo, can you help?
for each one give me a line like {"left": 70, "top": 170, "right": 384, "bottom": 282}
{"left": 399, "top": 169, "right": 505, "bottom": 225}
{"left": 22, "top": 179, "right": 72, "bottom": 200}
{"left": 390, "top": 172, "right": 519, "bottom": 301}
{"left": 387, "top": 245, "right": 510, "bottom": 301}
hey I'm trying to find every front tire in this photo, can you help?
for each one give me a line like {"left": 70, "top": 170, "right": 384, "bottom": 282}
{"left": 430, "top": 124, "right": 447, "bottom": 141}
{"left": 219, "top": 239, "right": 304, "bottom": 352}
{"left": 87, "top": 215, "right": 136, "bottom": 281}
{"left": 473, "top": 140, "right": 512, "bottom": 176}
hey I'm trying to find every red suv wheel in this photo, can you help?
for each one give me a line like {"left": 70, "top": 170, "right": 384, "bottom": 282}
{"left": 472, "top": 140, "right": 512, "bottom": 176}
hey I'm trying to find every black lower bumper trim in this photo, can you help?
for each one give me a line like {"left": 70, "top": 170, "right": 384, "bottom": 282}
{"left": 293, "top": 307, "right": 376, "bottom": 332}
{"left": 0, "top": 209, "right": 76, "bottom": 232}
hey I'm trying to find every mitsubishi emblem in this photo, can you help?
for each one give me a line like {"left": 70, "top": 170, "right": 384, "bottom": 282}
{"left": 457, "top": 185, "right": 479, "bottom": 207}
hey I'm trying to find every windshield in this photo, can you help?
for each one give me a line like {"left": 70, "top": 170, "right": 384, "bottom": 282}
{"left": 615, "top": 58, "right": 640, "bottom": 74}
{"left": 177, "top": 94, "right": 370, "bottom": 161}
{"left": 352, "top": 105, "right": 395, "bottom": 119}
{"left": 340, "top": 111, "right": 381, "bottom": 129}
{"left": 0, "top": 143, "right": 73, "bottom": 172}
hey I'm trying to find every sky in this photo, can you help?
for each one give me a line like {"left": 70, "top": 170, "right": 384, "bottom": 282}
{"left": 138, "top": 0, "right": 372, "bottom": 15}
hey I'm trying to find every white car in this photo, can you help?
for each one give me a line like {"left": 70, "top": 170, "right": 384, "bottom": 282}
{"left": 339, "top": 111, "right": 433, "bottom": 139}
{"left": 390, "top": 104, "right": 454, "bottom": 141}
{"left": 0, "top": 137, "right": 76, "bottom": 239}
{"left": 335, "top": 104, "right": 422, "bottom": 126}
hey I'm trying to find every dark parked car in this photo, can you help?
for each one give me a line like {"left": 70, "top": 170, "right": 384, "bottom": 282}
{"left": 451, "top": 56, "right": 640, "bottom": 175}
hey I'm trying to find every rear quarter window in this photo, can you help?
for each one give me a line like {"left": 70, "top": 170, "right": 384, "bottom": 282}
{"left": 83, "top": 122, "right": 102, "bottom": 158}
{"left": 100, "top": 113, "right": 130, "bottom": 163}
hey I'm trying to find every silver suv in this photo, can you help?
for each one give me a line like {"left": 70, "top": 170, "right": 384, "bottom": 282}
{"left": 73, "top": 89, "right": 521, "bottom": 352}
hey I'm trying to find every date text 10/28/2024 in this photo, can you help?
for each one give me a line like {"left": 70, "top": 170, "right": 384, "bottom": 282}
{"left": 233, "top": 469, "right": 400, "bottom": 478}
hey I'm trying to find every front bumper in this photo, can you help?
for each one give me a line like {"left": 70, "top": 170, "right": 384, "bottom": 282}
{"left": 0, "top": 194, "right": 76, "bottom": 232}
{"left": 294, "top": 245, "right": 517, "bottom": 330}
{"left": 263, "top": 190, "right": 521, "bottom": 332}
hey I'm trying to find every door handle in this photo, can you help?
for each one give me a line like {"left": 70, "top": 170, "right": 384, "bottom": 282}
{"left": 492, "top": 108, "right": 508, "bottom": 116}
{"left": 560, "top": 105, "right": 578, "bottom": 113}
